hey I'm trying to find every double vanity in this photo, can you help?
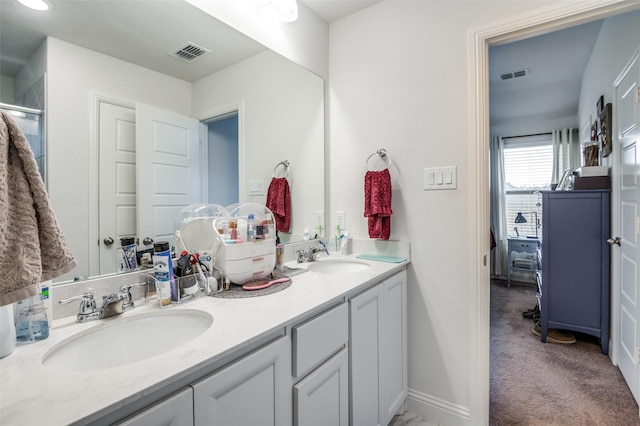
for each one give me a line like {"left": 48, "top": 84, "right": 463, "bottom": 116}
{"left": 0, "top": 251, "right": 409, "bottom": 426}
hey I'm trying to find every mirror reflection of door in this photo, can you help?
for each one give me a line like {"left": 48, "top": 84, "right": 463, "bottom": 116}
{"left": 97, "top": 100, "right": 201, "bottom": 274}
{"left": 136, "top": 103, "right": 201, "bottom": 254}
{"left": 204, "top": 113, "right": 239, "bottom": 207}
{"left": 98, "top": 100, "right": 136, "bottom": 275}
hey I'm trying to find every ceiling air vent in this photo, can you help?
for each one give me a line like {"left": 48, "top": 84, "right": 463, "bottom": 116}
{"left": 499, "top": 68, "right": 530, "bottom": 81}
{"left": 169, "top": 42, "right": 211, "bottom": 62}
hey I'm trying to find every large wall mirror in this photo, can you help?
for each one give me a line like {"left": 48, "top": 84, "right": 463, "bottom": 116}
{"left": 0, "top": 0, "right": 325, "bottom": 283}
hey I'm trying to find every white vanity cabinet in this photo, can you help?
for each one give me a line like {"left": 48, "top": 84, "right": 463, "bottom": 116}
{"left": 292, "top": 303, "right": 349, "bottom": 426}
{"left": 294, "top": 348, "right": 349, "bottom": 426}
{"left": 116, "top": 387, "right": 194, "bottom": 426}
{"left": 350, "top": 270, "right": 407, "bottom": 426}
{"left": 51, "top": 263, "right": 409, "bottom": 426}
{"left": 192, "top": 335, "right": 292, "bottom": 426}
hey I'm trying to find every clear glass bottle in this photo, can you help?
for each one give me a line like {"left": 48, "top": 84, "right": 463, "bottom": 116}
{"left": 247, "top": 213, "right": 256, "bottom": 242}
{"left": 14, "top": 294, "right": 49, "bottom": 343}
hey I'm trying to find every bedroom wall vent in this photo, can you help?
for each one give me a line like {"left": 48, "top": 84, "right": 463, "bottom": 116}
{"left": 169, "top": 42, "right": 211, "bottom": 62}
{"left": 500, "top": 68, "right": 530, "bottom": 81}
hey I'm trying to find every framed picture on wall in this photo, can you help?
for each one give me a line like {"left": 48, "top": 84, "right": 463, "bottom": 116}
{"left": 596, "top": 95, "right": 604, "bottom": 116}
{"left": 590, "top": 120, "right": 598, "bottom": 142}
{"left": 600, "top": 102, "right": 612, "bottom": 157}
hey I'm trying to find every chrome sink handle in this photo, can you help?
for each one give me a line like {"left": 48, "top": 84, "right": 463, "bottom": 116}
{"left": 59, "top": 292, "right": 99, "bottom": 323}
{"left": 119, "top": 282, "right": 148, "bottom": 311}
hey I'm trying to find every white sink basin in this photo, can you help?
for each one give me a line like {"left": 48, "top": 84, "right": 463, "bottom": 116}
{"left": 42, "top": 309, "right": 213, "bottom": 371}
{"left": 307, "top": 259, "right": 371, "bottom": 274}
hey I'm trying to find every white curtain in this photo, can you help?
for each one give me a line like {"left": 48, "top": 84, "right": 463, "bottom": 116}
{"left": 490, "top": 136, "right": 507, "bottom": 278}
{"left": 551, "top": 128, "right": 580, "bottom": 183}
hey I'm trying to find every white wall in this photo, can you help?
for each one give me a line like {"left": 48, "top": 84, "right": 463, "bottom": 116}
{"left": 46, "top": 37, "right": 191, "bottom": 281}
{"left": 0, "top": 74, "right": 15, "bottom": 104}
{"left": 15, "top": 39, "right": 47, "bottom": 105}
{"left": 328, "top": 1, "right": 573, "bottom": 424}
{"left": 578, "top": 9, "right": 640, "bottom": 167}
{"left": 191, "top": 50, "right": 325, "bottom": 240}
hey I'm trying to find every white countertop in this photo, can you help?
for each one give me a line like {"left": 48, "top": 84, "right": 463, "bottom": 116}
{"left": 0, "top": 255, "right": 408, "bottom": 426}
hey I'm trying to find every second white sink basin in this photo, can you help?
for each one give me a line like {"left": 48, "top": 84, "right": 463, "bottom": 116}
{"left": 42, "top": 309, "right": 213, "bottom": 372}
{"left": 307, "top": 259, "right": 371, "bottom": 274}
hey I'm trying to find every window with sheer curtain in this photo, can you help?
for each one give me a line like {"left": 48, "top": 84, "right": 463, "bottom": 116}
{"left": 503, "top": 136, "right": 554, "bottom": 238}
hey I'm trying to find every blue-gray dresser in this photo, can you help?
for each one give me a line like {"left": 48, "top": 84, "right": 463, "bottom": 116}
{"left": 540, "top": 190, "right": 610, "bottom": 354}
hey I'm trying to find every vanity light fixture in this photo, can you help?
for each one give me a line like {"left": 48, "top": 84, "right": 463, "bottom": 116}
{"left": 17, "top": 0, "right": 51, "bottom": 11}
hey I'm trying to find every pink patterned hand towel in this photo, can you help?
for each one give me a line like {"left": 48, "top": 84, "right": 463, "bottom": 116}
{"left": 364, "top": 169, "right": 392, "bottom": 240}
{"left": 266, "top": 177, "right": 291, "bottom": 233}
{"left": 0, "top": 111, "right": 77, "bottom": 306}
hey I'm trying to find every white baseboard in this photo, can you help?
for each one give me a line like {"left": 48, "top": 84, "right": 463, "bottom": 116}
{"left": 405, "top": 388, "right": 471, "bottom": 426}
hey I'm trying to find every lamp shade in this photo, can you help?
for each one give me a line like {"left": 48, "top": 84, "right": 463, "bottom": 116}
{"left": 515, "top": 212, "right": 527, "bottom": 223}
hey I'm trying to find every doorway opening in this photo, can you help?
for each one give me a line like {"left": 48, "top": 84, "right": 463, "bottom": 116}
{"left": 475, "top": 2, "right": 640, "bottom": 422}
{"left": 202, "top": 111, "right": 239, "bottom": 207}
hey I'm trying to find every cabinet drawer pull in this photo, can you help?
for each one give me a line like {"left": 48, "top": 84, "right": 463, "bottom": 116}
{"left": 253, "top": 257, "right": 265, "bottom": 262}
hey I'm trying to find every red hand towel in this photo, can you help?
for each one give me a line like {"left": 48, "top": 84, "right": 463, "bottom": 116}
{"left": 364, "top": 169, "right": 392, "bottom": 240}
{"left": 266, "top": 177, "right": 291, "bottom": 233}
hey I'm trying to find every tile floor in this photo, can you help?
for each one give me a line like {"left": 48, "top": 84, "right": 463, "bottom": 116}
{"left": 389, "top": 412, "right": 436, "bottom": 426}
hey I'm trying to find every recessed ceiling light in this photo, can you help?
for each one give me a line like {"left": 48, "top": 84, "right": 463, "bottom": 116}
{"left": 17, "top": 0, "right": 51, "bottom": 11}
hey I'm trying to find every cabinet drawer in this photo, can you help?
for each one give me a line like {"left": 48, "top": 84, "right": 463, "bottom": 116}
{"left": 512, "top": 241, "right": 538, "bottom": 251}
{"left": 116, "top": 387, "right": 193, "bottom": 426}
{"left": 293, "top": 303, "right": 348, "bottom": 379}
{"left": 225, "top": 253, "right": 276, "bottom": 283}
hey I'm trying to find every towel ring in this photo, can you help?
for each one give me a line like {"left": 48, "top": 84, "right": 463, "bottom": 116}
{"left": 365, "top": 149, "right": 392, "bottom": 171}
{"left": 273, "top": 160, "right": 290, "bottom": 178}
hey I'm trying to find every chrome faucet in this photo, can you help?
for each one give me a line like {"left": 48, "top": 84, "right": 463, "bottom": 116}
{"left": 296, "top": 241, "right": 330, "bottom": 263}
{"left": 59, "top": 282, "right": 147, "bottom": 323}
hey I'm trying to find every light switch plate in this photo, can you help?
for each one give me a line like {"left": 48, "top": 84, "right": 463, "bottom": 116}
{"left": 424, "top": 166, "right": 457, "bottom": 190}
{"left": 336, "top": 211, "right": 346, "bottom": 232}
{"left": 314, "top": 210, "right": 324, "bottom": 231}
{"left": 249, "top": 179, "right": 265, "bottom": 196}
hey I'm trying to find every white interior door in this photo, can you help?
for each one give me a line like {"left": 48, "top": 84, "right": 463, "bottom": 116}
{"left": 615, "top": 49, "right": 640, "bottom": 406}
{"left": 135, "top": 104, "right": 201, "bottom": 251}
{"left": 98, "top": 101, "right": 136, "bottom": 274}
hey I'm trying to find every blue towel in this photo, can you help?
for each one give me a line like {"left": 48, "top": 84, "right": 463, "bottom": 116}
{"left": 356, "top": 254, "right": 407, "bottom": 263}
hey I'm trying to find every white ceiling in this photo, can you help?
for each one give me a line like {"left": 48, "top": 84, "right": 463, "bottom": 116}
{"left": 301, "top": 0, "right": 382, "bottom": 23}
{"left": 0, "top": 0, "right": 268, "bottom": 82}
{"left": 1, "top": 0, "right": 605, "bottom": 126}
{"left": 0, "top": 0, "right": 379, "bottom": 83}
{"left": 489, "top": 19, "right": 603, "bottom": 127}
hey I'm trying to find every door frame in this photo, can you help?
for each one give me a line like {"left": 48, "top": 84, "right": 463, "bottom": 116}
{"left": 470, "top": 1, "right": 640, "bottom": 422}
{"left": 193, "top": 100, "right": 246, "bottom": 205}
{"left": 89, "top": 94, "right": 136, "bottom": 278}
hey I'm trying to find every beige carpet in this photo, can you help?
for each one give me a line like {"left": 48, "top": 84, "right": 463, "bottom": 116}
{"left": 490, "top": 279, "right": 640, "bottom": 425}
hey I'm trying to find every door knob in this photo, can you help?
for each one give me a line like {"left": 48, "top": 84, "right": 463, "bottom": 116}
{"left": 607, "top": 237, "right": 621, "bottom": 246}
{"left": 142, "top": 237, "right": 154, "bottom": 246}
{"left": 103, "top": 237, "right": 114, "bottom": 246}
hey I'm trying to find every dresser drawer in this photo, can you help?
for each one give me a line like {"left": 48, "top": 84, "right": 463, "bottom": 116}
{"left": 293, "top": 303, "right": 348, "bottom": 380}
{"left": 511, "top": 241, "right": 538, "bottom": 252}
